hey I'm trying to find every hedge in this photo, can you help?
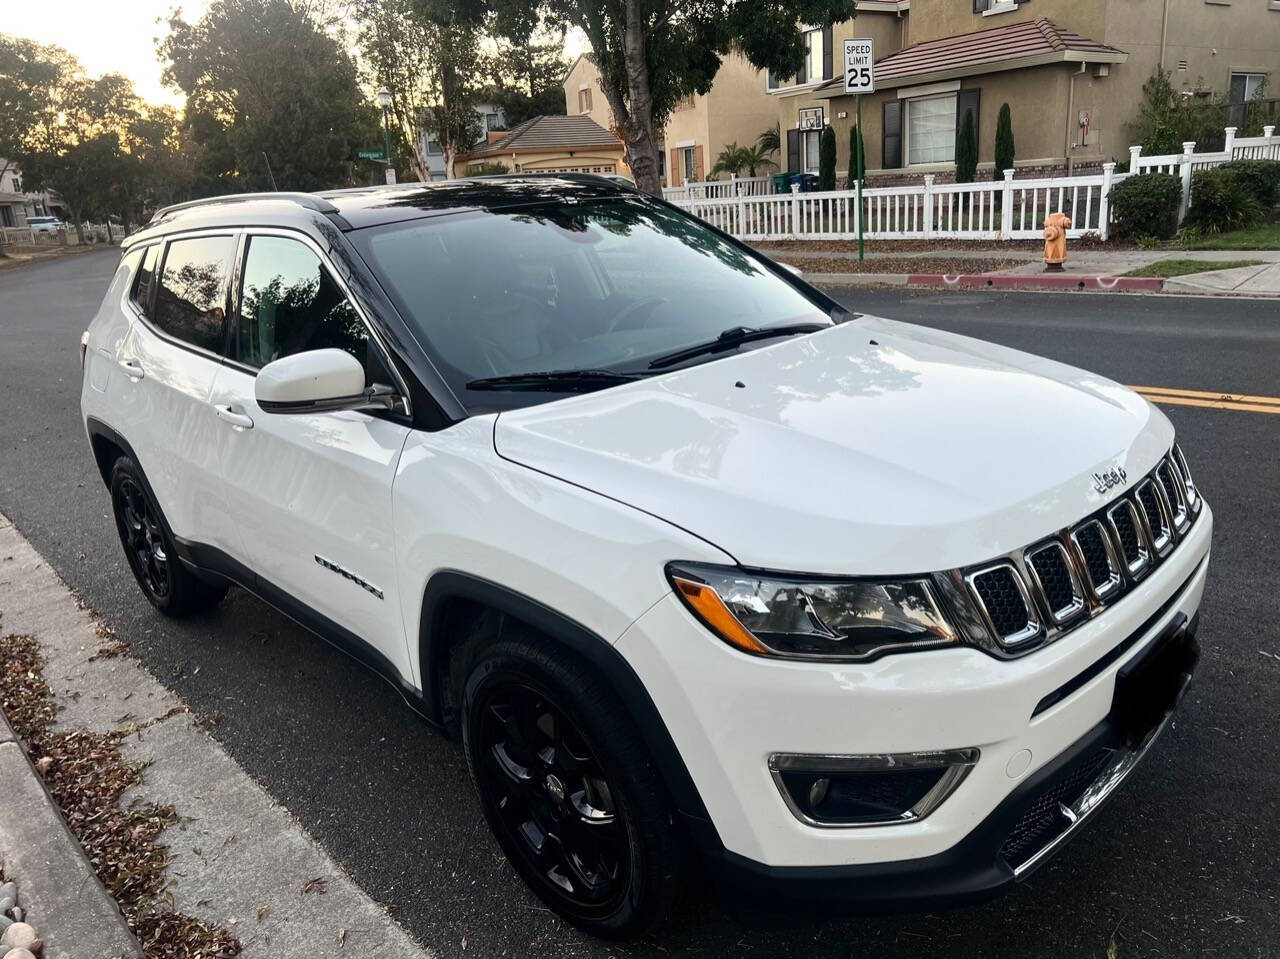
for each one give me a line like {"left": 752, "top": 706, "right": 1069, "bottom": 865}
{"left": 1109, "top": 173, "right": 1181, "bottom": 240}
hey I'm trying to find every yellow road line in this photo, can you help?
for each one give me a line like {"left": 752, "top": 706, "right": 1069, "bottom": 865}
{"left": 1130, "top": 385, "right": 1280, "bottom": 407}
{"left": 1132, "top": 386, "right": 1280, "bottom": 414}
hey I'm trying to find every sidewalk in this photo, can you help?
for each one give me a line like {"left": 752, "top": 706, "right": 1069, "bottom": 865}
{"left": 754, "top": 244, "right": 1280, "bottom": 296}
{"left": 0, "top": 513, "right": 433, "bottom": 958}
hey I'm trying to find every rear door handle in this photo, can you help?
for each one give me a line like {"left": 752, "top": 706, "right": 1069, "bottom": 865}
{"left": 214, "top": 404, "right": 254, "bottom": 430}
{"left": 117, "top": 359, "right": 145, "bottom": 380}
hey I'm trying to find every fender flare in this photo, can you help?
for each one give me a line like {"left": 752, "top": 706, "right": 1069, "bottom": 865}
{"left": 418, "top": 571, "right": 718, "bottom": 834}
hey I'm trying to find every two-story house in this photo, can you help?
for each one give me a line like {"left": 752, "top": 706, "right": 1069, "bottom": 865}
{"left": 563, "top": 53, "right": 780, "bottom": 185}
{"left": 772, "top": 0, "right": 1278, "bottom": 181}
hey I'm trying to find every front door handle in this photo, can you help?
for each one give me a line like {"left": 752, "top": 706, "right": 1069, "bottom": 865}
{"left": 117, "top": 359, "right": 145, "bottom": 380}
{"left": 214, "top": 404, "right": 255, "bottom": 430}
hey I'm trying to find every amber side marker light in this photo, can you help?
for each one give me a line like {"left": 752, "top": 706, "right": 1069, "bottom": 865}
{"left": 672, "top": 576, "right": 772, "bottom": 655}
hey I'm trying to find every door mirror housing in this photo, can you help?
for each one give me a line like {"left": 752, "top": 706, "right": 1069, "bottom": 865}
{"left": 255, "top": 349, "right": 398, "bottom": 415}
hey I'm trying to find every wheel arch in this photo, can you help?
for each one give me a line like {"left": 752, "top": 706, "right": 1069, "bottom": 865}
{"left": 418, "top": 571, "right": 717, "bottom": 832}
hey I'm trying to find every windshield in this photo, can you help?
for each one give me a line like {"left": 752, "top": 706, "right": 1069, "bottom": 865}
{"left": 351, "top": 196, "right": 831, "bottom": 407}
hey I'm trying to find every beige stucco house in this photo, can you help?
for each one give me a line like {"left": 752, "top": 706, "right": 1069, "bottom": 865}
{"left": 769, "top": 0, "right": 1279, "bottom": 182}
{"left": 456, "top": 115, "right": 630, "bottom": 177}
{"left": 563, "top": 53, "right": 780, "bottom": 185}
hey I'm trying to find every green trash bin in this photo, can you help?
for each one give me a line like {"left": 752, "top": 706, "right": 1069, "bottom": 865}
{"left": 771, "top": 172, "right": 791, "bottom": 195}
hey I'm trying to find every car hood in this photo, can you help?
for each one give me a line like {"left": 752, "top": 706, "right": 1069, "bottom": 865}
{"left": 493, "top": 317, "right": 1173, "bottom": 575}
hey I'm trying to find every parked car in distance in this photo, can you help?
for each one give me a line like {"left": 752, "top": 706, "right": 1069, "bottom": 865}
{"left": 27, "top": 215, "right": 64, "bottom": 235}
{"left": 80, "top": 176, "right": 1211, "bottom": 937}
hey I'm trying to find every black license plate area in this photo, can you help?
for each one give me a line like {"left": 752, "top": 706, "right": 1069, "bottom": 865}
{"left": 1111, "top": 618, "right": 1199, "bottom": 748}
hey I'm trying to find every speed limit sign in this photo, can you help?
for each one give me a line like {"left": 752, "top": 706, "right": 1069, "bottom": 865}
{"left": 844, "top": 38, "right": 874, "bottom": 94}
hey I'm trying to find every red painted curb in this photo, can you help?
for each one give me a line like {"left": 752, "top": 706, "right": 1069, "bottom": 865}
{"left": 905, "top": 273, "right": 1165, "bottom": 292}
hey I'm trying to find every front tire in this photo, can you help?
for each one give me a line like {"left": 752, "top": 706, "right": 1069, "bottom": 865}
{"left": 109, "top": 456, "right": 226, "bottom": 617}
{"left": 460, "top": 629, "right": 684, "bottom": 937}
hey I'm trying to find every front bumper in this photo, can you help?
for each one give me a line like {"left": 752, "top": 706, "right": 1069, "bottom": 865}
{"left": 614, "top": 505, "right": 1211, "bottom": 893}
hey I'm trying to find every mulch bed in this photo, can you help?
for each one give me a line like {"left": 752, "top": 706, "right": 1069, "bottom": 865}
{"left": 0, "top": 633, "right": 241, "bottom": 959}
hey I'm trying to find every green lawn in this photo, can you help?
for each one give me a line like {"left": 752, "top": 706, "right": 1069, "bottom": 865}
{"left": 1124, "top": 258, "right": 1265, "bottom": 278}
{"left": 1181, "top": 221, "right": 1280, "bottom": 250}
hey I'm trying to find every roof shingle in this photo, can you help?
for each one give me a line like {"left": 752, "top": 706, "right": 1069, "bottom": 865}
{"left": 818, "top": 18, "right": 1126, "bottom": 92}
{"left": 464, "top": 115, "right": 622, "bottom": 157}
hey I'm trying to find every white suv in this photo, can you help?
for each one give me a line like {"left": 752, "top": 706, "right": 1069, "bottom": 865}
{"left": 80, "top": 179, "right": 1211, "bottom": 937}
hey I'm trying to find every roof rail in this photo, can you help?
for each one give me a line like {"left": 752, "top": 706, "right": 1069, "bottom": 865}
{"left": 149, "top": 192, "right": 339, "bottom": 224}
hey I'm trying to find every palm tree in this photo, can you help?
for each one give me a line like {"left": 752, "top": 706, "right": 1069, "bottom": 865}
{"left": 740, "top": 143, "right": 774, "bottom": 176}
{"left": 711, "top": 142, "right": 750, "bottom": 178}
{"left": 757, "top": 124, "right": 780, "bottom": 159}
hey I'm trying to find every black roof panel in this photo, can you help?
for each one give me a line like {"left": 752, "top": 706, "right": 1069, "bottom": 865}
{"left": 316, "top": 176, "right": 632, "bottom": 229}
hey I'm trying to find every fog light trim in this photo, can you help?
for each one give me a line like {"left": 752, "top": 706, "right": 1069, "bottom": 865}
{"left": 768, "top": 749, "right": 980, "bottom": 828}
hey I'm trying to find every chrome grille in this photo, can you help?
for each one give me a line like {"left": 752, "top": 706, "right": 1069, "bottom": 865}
{"left": 967, "top": 565, "right": 1040, "bottom": 646}
{"left": 961, "top": 450, "right": 1201, "bottom": 657}
{"left": 1025, "top": 543, "right": 1084, "bottom": 625}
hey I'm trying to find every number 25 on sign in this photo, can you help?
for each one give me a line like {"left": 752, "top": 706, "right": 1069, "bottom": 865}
{"left": 844, "top": 39, "right": 874, "bottom": 94}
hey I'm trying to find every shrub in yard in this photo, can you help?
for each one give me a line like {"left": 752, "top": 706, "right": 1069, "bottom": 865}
{"left": 466, "top": 161, "right": 511, "bottom": 176}
{"left": 846, "top": 124, "right": 866, "bottom": 189}
{"left": 1188, "top": 167, "right": 1263, "bottom": 234}
{"left": 1217, "top": 159, "right": 1280, "bottom": 209}
{"left": 1109, "top": 173, "right": 1181, "bottom": 240}
{"left": 818, "top": 126, "right": 836, "bottom": 191}
{"left": 993, "top": 103, "right": 1014, "bottom": 180}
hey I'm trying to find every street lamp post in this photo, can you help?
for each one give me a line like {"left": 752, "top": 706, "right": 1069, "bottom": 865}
{"left": 377, "top": 88, "right": 395, "bottom": 185}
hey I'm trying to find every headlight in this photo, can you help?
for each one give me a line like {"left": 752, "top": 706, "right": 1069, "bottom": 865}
{"left": 667, "top": 562, "right": 959, "bottom": 661}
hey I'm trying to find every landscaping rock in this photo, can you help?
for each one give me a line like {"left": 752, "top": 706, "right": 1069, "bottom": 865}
{"left": 2, "top": 948, "right": 36, "bottom": 959}
{"left": 0, "top": 917, "right": 10, "bottom": 932}
{"left": 0, "top": 902, "right": 11, "bottom": 917}
{"left": 0, "top": 923, "right": 34, "bottom": 949}
{"left": 0, "top": 885, "right": 15, "bottom": 904}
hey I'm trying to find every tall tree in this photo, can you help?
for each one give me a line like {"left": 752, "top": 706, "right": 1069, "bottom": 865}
{"left": 158, "top": 0, "right": 376, "bottom": 191}
{"left": 354, "top": 0, "right": 435, "bottom": 181}
{"left": 481, "top": 28, "right": 570, "bottom": 126}
{"left": 490, "top": 0, "right": 853, "bottom": 195}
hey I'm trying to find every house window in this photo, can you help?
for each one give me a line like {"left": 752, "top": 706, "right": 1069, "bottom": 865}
{"left": 484, "top": 112, "right": 501, "bottom": 130}
{"left": 1229, "top": 72, "right": 1266, "bottom": 103}
{"left": 803, "top": 129, "right": 822, "bottom": 172}
{"left": 803, "top": 28, "right": 823, "bottom": 82}
{"left": 675, "top": 94, "right": 696, "bottom": 111}
{"left": 1, "top": 206, "right": 13, "bottom": 228}
{"left": 425, "top": 137, "right": 443, "bottom": 156}
{"left": 578, "top": 88, "right": 592, "bottom": 113}
{"left": 906, "top": 93, "right": 958, "bottom": 165}
{"left": 11, "top": 178, "right": 21, "bottom": 194}
{"left": 682, "top": 147, "right": 696, "bottom": 183}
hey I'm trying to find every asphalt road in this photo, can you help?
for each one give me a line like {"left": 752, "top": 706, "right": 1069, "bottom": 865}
{"left": 2, "top": 249, "right": 1278, "bottom": 958}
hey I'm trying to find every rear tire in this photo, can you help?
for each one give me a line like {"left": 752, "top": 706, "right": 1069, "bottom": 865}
{"left": 109, "top": 456, "right": 227, "bottom": 617}
{"left": 459, "top": 626, "right": 685, "bottom": 937}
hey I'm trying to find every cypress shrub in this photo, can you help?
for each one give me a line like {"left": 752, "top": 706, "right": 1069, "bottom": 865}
{"left": 818, "top": 125, "right": 837, "bottom": 191}
{"left": 846, "top": 124, "right": 866, "bottom": 189}
{"left": 994, "top": 103, "right": 1014, "bottom": 180}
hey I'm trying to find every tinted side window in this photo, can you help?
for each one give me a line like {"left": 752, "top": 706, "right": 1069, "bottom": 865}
{"left": 153, "top": 236, "right": 236, "bottom": 352}
{"left": 132, "top": 244, "right": 160, "bottom": 315}
{"left": 236, "top": 235, "right": 368, "bottom": 374}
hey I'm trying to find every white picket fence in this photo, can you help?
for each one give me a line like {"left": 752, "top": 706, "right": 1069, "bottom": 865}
{"left": 666, "top": 125, "right": 1278, "bottom": 242}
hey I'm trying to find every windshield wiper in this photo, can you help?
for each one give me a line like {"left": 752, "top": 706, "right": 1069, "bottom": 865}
{"left": 466, "top": 368, "right": 647, "bottom": 392}
{"left": 646, "top": 322, "right": 829, "bottom": 371}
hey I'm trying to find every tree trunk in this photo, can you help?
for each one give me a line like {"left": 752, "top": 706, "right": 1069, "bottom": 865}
{"left": 620, "top": 0, "right": 662, "bottom": 195}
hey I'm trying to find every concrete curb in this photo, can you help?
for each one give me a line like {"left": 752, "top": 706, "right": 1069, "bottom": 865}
{"left": 0, "top": 737, "right": 144, "bottom": 959}
{"left": 906, "top": 273, "right": 1165, "bottom": 292}
{"left": 803, "top": 272, "right": 909, "bottom": 286}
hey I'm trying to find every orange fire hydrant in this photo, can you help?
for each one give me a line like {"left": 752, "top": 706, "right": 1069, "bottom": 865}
{"left": 1043, "top": 211, "right": 1072, "bottom": 272}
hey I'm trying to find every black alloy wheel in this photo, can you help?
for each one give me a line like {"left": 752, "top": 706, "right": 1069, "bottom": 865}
{"left": 460, "top": 631, "right": 685, "bottom": 936}
{"left": 109, "top": 456, "right": 227, "bottom": 616}
{"left": 114, "top": 474, "right": 172, "bottom": 601}
{"left": 475, "top": 680, "right": 630, "bottom": 912}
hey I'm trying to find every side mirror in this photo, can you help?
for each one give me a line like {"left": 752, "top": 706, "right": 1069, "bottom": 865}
{"left": 255, "top": 348, "right": 397, "bottom": 415}
{"left": 778, "top": 262, "right": 804, "bottom": 278}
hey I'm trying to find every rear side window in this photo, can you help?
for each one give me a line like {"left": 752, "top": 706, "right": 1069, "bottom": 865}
{"left": 132, "top": 245, "right": 160, "bottom": 315}
{"left": 153, "top": 235, "right": 236, "bottom": 353}
{"left": 235, "top": 235, "right": 369, "bottom": 373}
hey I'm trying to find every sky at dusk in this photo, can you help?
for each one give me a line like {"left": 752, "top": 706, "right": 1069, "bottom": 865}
{"left": 8, "top": 1, "right": 586, "bottom": 110}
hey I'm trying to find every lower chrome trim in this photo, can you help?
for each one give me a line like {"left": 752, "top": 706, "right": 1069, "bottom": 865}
{"left": 1013, "top": 709, "right": 1174, "bottom": 877}
{"left": 314, "top": 554, "right": 384, "bottom": 600}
